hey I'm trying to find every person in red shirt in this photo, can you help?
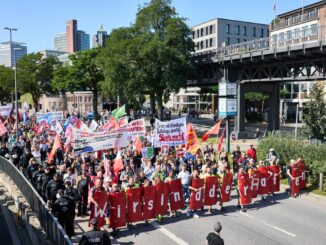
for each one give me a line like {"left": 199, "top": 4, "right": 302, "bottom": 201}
{"left": 246, "top": 144, "right": 257, "bottom": 161}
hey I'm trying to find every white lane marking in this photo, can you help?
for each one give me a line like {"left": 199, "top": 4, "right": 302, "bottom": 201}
{"left": 240, "top": 212, "right": 296, "bottom": 237}
{"left": 151, "top": 221, "right": 189, "bottom": 245}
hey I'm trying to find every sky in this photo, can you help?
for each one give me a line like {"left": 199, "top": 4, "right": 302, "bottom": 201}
{"left": 0, "top": 0, "right": 319, "bottom": 53}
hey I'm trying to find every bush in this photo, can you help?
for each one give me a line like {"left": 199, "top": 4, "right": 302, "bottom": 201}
{"left": 257, "top": 135, "right": 326, "bottom": 186}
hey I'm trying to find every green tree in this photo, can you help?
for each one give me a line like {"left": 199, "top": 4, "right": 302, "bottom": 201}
{"left": 17, "top": 53, "right": 60, "bottom": 108}
{"left": 302, "top": 82, "right": 326, "bottom": 140}
{"left": 55, "top": 48, "right": 104, "bottom": 117}
{"left": 245, "top": 92, "right": 269, "bottom": 111}
{"left": 0, "top": 65, "right": 14, "bottom": 104}
{"left": 134, "top": 0, "right": 194, "bottom": 119}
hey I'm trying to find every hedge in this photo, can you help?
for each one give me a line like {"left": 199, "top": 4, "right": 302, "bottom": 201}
{"left": 257, "top": 135, "right": 326, "bottom": 187}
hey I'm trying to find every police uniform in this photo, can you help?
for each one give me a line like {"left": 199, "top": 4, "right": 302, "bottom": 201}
{"left": 79, "top": 219, "right": 111, "bottom": 245}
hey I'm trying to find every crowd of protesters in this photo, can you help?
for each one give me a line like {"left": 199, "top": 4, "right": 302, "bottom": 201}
{"left": 0, "top": 112, "right": 307, "bottom": 243}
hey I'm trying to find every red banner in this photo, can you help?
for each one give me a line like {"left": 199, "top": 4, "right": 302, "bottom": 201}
{"left": 238, "top": 173, "right": 252, "bottom": 205}
{"left": 143, "top": 186, "right": 156, "bottom": 220}
{"left": 204, "top": 176, "right": 219, "bottom": 206}
{"left": 190, "top": 178, "right": 204, "bottom": 210}
{"left": 297, "top": 160, "right": 306, "bottom": 189}
{"left": 168, "top": 179, "right": 184, "bottom": 211}
{"left": 268, "top": 165, "right": 280, "bottom": 193}
{"left": 109, "top": 192, "right": 126, "bottom": 228}
{"left": 249, "top": 169, "right": 260, "bottom": 198}
{"left": 220, "top": 172, "right": 233, "bottom": 203}
{"left": 154, "top": 182, "right": 169, "bottom": 215}
{"left": 89, "top": 191, "right": 109, "bottom": 228}
{"left": 258, "top": 167, "right": 269, "bottom": 195}
{"left": 291, "top": 166, "right": 301, "bottom": 196}
{"left": 127, "top": 188, "right": 143, "bottom": 223}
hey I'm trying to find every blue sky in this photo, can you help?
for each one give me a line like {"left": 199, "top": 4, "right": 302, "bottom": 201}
{"left": 0, "top": 0, "right": 319, "bottom": 52}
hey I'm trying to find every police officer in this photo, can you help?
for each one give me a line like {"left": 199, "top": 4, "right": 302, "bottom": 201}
{"left": 79, "top": 218, "right": 111, "bottom": 245}
{"left": 52, "top": 189, "right": 75, "bottom": 238}
{"left": 40, "top": 167, "right": 53, "bottom": 201}
{"left": 32, "top": 165, "right": 45, "bottom": 192}
{"left": 46, "top": 173, "right": 65, "bottom": 203}
{"left": 64, "top": 180, "right": 81, "bottom": 220}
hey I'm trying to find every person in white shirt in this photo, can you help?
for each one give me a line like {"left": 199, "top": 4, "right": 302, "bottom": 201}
{"left": 177, "top": 163, "right": 190, "bottom": 203}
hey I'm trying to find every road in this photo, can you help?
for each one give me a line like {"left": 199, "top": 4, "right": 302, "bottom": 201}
{"left": 73, "top": 187, "right": 326, "bottom": 245}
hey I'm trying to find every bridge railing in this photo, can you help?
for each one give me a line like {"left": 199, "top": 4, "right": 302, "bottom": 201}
{"left": 0, "top": 157, "right": 72, "bottom": 245}
{"left": 217, "top": 25, "right": 326, "bottom": 59}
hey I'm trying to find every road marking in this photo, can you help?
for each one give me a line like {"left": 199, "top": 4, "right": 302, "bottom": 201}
{"left": 240, "top": 212, "right": 296, "bottom": 237}
{"left": 150, "top": 221, "right": 189, "bottom": 245}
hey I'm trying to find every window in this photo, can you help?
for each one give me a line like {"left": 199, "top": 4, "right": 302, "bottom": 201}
{"left": 243, "top": 26, "right": 247, "bottom": 36}
{"left": 226, "top": 37, "right": 230, "bottom": 45}
{"left": 200, "top": 28, "right": 204, "bottom": 37}
{"left": 206, "top": 26, "right": 209, "bottom": 36}
{"left": 260, "top": 28, "right": 264, "bottom": 37}
{"left": 272, "top": 34, "right": 277, "bottom": 44}
{"left": 237, "top": 38, "right": 240, "bottom": 43}
{"left": 210, "top": 25, "right": 213, "bottom": 34}
{"left": 302, "top": 26, "right": 308, "bottom": 37}
{"left": 286, "top": 31, "right": 292, "bottom": 41}
{"left": 209, "top": 38, "right": 213, "bottom": 47}
{"left": 293, "top": 14, "right": 300, "bottom": 24}
{"left": 267, "top": 29, "right": 269, "bottom": 37}
{"left": 200, "top": 41, "right": 203, "bottom": 49}
{"left": 278, "top": 32, "right": 284, "bottom": 42}
{"left": 243, "top": 39, "right": 247, "bottom": 42}
{"left": 236, "top": 25, "right": 240, "bottom": 35}
{"left": 197, "top": 30, "right": 199, "bottom": 38}
{"left": 226, "top": 24, "right": 230, "bottom": 34}
{"left": 293, "top": 28, "right": 300, "bottom": 39}
{"left": 192, "top": 31, "right": 195, "bottom": 39}
{"left": 285, "top": 17, "right": 290, "bottom": 27}
{"left": 253, "top": 27, "right": 256, "bottom": 37}
{"left": 311, "top": 24, "right": 318, "bottom": 35}
{"left": 293, "top": 84, "right": 299, "bottom": 93}
{"left": 205, "top": 39, "right": 208, "bottom": 48}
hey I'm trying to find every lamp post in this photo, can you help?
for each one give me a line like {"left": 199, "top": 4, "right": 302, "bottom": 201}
{"left": 4, "top": 27, "right": 19, "bottom": 140}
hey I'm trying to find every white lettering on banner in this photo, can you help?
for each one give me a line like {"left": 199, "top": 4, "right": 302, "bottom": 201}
{"left": 302, "top": 172, "right": 305, "bottom": 180}
{"left": 173, "top": 192, "right": 180, "bottom": 202}
{"left": 161, "top": 195, "right": 164, "bottom": 206}
{"left": 209, "top": 185, "right": 216, "bottom": 197}
{"left": 195, "top": 191, "right": 201, "bottom": 201}
{"left": 117, "top": 205, "right": 121, "bottom": 218}
{"left": 244, "top": 186, "right": 249, "bottom": 196}
{"left": 251, "top": 178, "right": 259, "bottom": 189}
{"left": 94, "top": 203, "right": 107, "bottom": 218}
{"left": 36, "top": 111, "right": 63, "bottom": 123}
{"left": 154, "top": 118, "right": 187, "bottom": 147}
{"left": 133, "top": 202, "right": 139, "bottom": 213}
{"left": 295, "top": 178, "right": 300, "bottom": 186}
{"left": 225, "top": 185, "right": 231, "bottom": 194}
{"left": 148, "top": 200, "right": 154, "bottom": 210}
{"left": 261, "top": 178, "right": 266, "bottom": 187}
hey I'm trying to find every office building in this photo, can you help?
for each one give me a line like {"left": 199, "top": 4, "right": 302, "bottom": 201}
{"left": 54, "top": 33, "right": 67, "bottom": 52}
{"left": 270, "top": 0, "right": 326, "bottom": 121}
{"left": 39, "top": 50, "right": 68, "bottom": 59}
{"left": 66, "top": 19, "right": 77, "bottom": 53}
{"left": 92, "top": 24, "right": 108, "bottom": 48}
{"left": 191, "top": 18, "right": 269, "bottom": 53}
{"left": 0, "top": 41, "right": 27, "bottom": 67}
{"left": 77, "top": 30, "right": 90, "bottom": 51}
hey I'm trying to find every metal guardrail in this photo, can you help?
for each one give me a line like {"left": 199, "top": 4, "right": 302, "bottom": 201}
{"left": 217, "top": 25, "right": 326, "bottom": 59}
{"left": 0, "top": 157, "right": 72, "bottom": 245}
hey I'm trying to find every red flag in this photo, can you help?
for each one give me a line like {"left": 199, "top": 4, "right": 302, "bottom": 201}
{"left": 186, "top": 123, "right": 200, "bottom": 155}
{"left": 0, "top": 120, "right": 7, "bottom": 136}
{"left": 127, "top": 188, "right": 143, "bottom": 223}
{"left": 109, "top": 192, "right": 126, "bottom": 228}
{"left": 202, "top": 121, "right": 221, "bottom": 142}
{"left": 113, "top": 151, "right": 123, "bottom": 182}
{"left": 89, "top": 191, "right": 109, "bottom": 228}
{"left": 204, "top": 176, "right": 219, "bottom": 206}
{"left": 238, "top": 172, "right": 252, "bottom": 205}
{"left": 133, "top": 134, "right": 142, "bottom": 154}
{"left": 168, "top": 179, "right": 184, "bottom": 211}
{"left": 48, "top": 134, "right": 62, "bottom": 163}
{"left": 76, "top": 118, "right": 82, "bottom": 129}
{"left": 217, "top": 127, "right": 226, "bottom": 151}
{"left": 102, "top": 118, "right": 117, "bottom": 132}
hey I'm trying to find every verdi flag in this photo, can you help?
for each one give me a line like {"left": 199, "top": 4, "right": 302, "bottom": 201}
{"left": 112, "top": 105, "right": 126, "bottom": 119}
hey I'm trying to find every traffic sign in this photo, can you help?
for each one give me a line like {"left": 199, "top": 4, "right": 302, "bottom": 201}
{"left": 218, "top": 98, "right": 237, "bottom": 118}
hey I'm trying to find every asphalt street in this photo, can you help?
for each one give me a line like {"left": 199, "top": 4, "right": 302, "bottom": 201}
{"left": 74, "top": 187, "right": 326, "bottom": 245}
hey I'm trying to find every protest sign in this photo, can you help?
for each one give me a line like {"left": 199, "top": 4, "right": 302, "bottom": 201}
{"left": 36, "top": 111, "right": 63, "bottom": 123}
{"left": 154, "top": 118, "right": 187, "bottom": 147}
{"left": 0, "top": 105, "right": 12, "bottom": 117}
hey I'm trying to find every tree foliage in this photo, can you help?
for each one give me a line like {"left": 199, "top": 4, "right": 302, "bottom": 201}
{"left": 0, "top": 65, "right": 14, "bottom": 104}
{"left": 100, "top": 0, "right": 194, "bottom": 118}
{"left": 17, "top": 53, "right": 60, "bottom": 107}
{"left": 302, "top": 82, "right": 326, "bottom": 140}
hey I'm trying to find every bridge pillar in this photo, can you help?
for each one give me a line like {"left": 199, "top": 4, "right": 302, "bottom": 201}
{"left": 268, "top": 83, "right": 280, "bottom": 131}
{"left": 235, "top": 82, "right": 247, "bottom": 138}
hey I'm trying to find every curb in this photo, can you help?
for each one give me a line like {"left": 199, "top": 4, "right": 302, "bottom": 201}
{"left": 280, "top": 184, "right": 326, "bottom": 205}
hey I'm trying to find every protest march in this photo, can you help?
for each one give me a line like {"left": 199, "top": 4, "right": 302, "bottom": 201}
{"left": 0, "top": 107, "right": 307, "bottom": 240}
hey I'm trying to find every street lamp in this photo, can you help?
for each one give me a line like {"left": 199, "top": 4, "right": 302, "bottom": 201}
{"left": 4, "top": 27, "right": 19, "bottom": 140}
